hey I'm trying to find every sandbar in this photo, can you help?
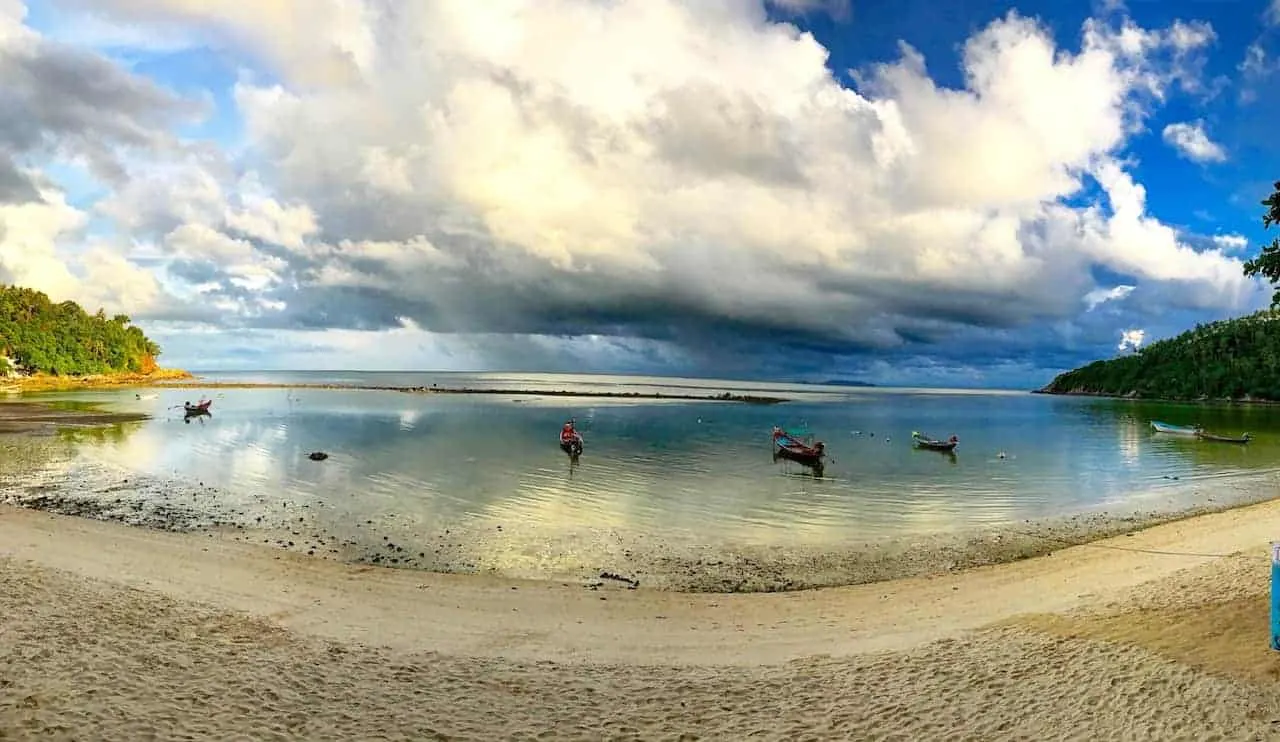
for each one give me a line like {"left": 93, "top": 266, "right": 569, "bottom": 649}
{"left": 156, "top": 379, "right": 790, "bottom": 404}
{"left": 0, "top": 400, "right": 148, "bottom": 434}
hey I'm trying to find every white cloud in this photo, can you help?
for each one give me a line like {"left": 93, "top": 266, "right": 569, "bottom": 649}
{"left": 0, "top": 181, "right": 162, "bottom": 315}
{"left": 4, "top": 1, "right": 1259, "bottom": 377}
{"left": 1211, "top": 233, "right": 1249, "bottom": 252}
{"left": 1161, "top": 121, "right": 1227, "bottom": 163}
{"left": 767, "top": 0, "right": 851, "bottom": 20}
{"left": 1268, "top": 0, "right": 1280, "bottom": 26}
{"left": 1238, "top": 42, "right": 1278, "bottom": 103}
{"left": 1118, "top": 328, "right": 1145, "bottom": 352}
{"left": 1084, "top": 284, "right": 1135, "bottom": 310}
{"left": 1167, "top": 19, "right": 1215, "bottom": 52}
{"left": 1240, "top": 43, "right": 1269, "bottom": 77}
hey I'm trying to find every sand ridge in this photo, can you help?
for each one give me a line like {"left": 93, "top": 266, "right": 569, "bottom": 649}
{"left": 7, "top": 501, "right": 1280, "bottom": 739}
{"left": 3, "top": 499, "right": 1277, "bottom": 664}
{"left": 5, "top": 556, "right": 1280, "bottom": 740}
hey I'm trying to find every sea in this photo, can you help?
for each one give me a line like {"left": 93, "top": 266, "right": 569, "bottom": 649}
{"left": 4, "top": 370, "right": 1279, "bottom": 589}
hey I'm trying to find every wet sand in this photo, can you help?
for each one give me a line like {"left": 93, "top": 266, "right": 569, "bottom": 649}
{"left": 0, "top": 400, "right": 149, "bottom": 433}
{"left": 4, "top": 434, "right": 1279, "bottom": 593}
{"left": 5, "top": 500, "right": 1280, "bottom": 739}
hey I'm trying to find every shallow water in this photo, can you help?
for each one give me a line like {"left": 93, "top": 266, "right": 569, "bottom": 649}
{"left": 5, "top": 372, "right": 1280, "bottom": 586}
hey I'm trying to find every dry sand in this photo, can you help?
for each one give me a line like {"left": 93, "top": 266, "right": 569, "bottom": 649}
{"left": 6, "top": 502, "right": 1280, "bottom": 739}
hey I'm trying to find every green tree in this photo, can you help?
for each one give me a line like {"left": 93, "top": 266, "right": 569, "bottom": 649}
{"left": 1242, "top": 180, "right": 1280, "bottom": 307}
{"left": 0, "top": 285, "right": 163, "bottom": 376}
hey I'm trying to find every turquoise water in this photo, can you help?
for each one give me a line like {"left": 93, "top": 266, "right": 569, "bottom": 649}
{"left": 6, "top": 371, "right": 1280, "bottom": 585}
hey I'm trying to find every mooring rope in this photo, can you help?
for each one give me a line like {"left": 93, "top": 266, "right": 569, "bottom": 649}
{"left": 1007, "top": 528, "right": 1270, "bottom": 561}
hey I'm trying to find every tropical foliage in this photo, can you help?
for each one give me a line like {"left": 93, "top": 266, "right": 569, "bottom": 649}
{"left": 1242, "top": 180, "right": 1280, "bottom": 308}
{"left": 1040, "top": 311, "right": 1280, "bottom": 399}
{"left": 0, "top": 285, "right": 161, "bottom": 376}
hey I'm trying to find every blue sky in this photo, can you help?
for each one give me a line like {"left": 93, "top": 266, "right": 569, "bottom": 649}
{"left": 2, "top": 0, "right": 1279, "bottom": 388}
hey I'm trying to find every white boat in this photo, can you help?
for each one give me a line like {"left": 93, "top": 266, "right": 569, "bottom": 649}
{"left": 1150, "top": 420, "right": 1200, "bottom": 435}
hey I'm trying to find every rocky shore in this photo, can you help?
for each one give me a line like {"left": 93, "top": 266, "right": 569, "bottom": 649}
{"left": 2, "top": 368, "right": 192, "bottom": 393}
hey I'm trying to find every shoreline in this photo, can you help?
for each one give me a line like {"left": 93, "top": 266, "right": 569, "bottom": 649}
{"left": 3, "top": 438, "right": 1277, "bottom": 592}
{"left": 1, "top": 395, "right": 1276, "bottom": 593}
{"left": 7, "top": 501, "right": 1280, "bottom": 738}
{"left": 2, "top": 368, "right": 192, "bottom": 394}
{"left": 3, "top": 494, "right": 1279, "bottom": 663}
{"left": 1033, "top": 387, "right": 1280, "bottom": 406}
{"left": 8, "top": 468, "right": 1280, "bottom": 736}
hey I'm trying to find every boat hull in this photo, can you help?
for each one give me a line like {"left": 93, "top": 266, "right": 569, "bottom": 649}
{"left": 774, "top": 443, "right": 824, "bottom": 465}
{"left": 559, "top": 436, "right": 583, "bottom": 457}
{"left": 771, "top": 428, "right": 825, "bottom": 466}
{"left": 911, "top": 432, "right": 958, "bottom": 452}
{"left": 914, "top": 439, "right": 958, "bottom": 452}
{"left": 1196, "top": 431, "right": 1250, "bottom": 444}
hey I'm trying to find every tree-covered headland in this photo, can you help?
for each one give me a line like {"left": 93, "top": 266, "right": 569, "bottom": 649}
{"left": 0, "top": 285, "right": 163, "bottom": 377}
{"left": 1041, "top": 181, "right": 1280, "bottom": 401}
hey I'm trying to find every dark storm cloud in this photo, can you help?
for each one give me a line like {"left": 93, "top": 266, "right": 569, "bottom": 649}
{"left": 0, "top": 29, "right": 202, "bottom": 188}
{"left": 152, "top": 222, "right": 1228, "bottom": 385}
{"left": 0, "top": 155, "right": 38, "bottom": 203}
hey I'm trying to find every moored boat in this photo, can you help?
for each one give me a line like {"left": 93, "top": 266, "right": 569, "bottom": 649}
{"left": 184, "top": 399, "right": 212, "bottom": 414}
{"left": 912, "top": 431, "right": 958, "bottom": 452}
{"left": 771, "top": 426, "right": 825, "bottom": 466}
{"left": 1150, "top": 420, "right": 1199, "bottom": 435}
{"left": 1195, "top": 430, "right": 1251, "bottom": 444}
{"left": 559, "top": 420, "right": 584, "bottom": 457}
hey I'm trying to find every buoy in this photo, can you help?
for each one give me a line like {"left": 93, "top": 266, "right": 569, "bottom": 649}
{"left": 308, "top": 451, "right": 329, "bottom": 461}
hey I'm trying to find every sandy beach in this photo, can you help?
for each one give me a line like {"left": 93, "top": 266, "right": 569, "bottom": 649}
{"left": 5, "top": 497, "right": 1280, "bottom": 740}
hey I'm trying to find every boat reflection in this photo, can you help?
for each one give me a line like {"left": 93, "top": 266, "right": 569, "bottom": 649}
{"left": 772, "top": 450, "right": 825, "bottom": 477}
{"left": 183, "top": 408, "right": 212, "bottom": 425}
{"left": 913, "top": 446, "right": 958, "bottom": 464}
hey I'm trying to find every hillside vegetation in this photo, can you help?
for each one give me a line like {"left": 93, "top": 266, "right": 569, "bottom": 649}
{"left": 1040, "top": 311, "right": 1280, "bottom": 400}
{"left": 1042, "top": 180, "right": 1280, "bottom": 402}
{"left": 0, "top": 285, "right": 162, "bottom": 376}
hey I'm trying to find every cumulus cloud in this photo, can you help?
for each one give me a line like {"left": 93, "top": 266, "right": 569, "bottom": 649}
{"left": 1161, "top": 121, "right": 1227, "bottom": 163}
{"left": 5, "top": 1, "right": 1266, "bottom": 381}
{"left": 0, "top": 0, "right": 202, "bottom": 315}
{"left": 767, "top": 0, "right": 851, "bottom": 21}
{"left": 1084, "top": 284, "right": 1135, "bottom": 311}
{"left": 1212, "top": 233, "right": 1249, "bottom": 252}
{"left": 1118, "top": 328, "right": 1145, "bottom": 352}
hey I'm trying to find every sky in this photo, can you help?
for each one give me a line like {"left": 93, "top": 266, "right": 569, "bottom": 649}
{"left": 1, "top": 0, "right": 1279, "bottom": 388}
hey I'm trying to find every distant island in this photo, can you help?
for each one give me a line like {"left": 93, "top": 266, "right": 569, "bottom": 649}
{"left": 816, "top": 379, "right": 877, "bottom": 387}
{"left": 1038, "top": 311, "right": 1280, "bottom": 401}
{"left": 0, "top": 285, "right": 188, "bottom": 390}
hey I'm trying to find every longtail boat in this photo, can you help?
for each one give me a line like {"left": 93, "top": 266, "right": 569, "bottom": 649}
{"left": 912, "top": 431, "right": 958, "bottom": 452}
{"left": 183, "top": 399, "right": 212, "bottom": 414}
{"left": 559, "top": 420, "right": 584, "bottom": 457}
{"left": 771, "top": 426, "right": 825, "bottom": 466}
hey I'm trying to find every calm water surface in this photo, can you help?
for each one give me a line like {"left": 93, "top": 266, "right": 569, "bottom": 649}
{"left": 9, "top": 371, "right": 1280, "bottom": 581}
